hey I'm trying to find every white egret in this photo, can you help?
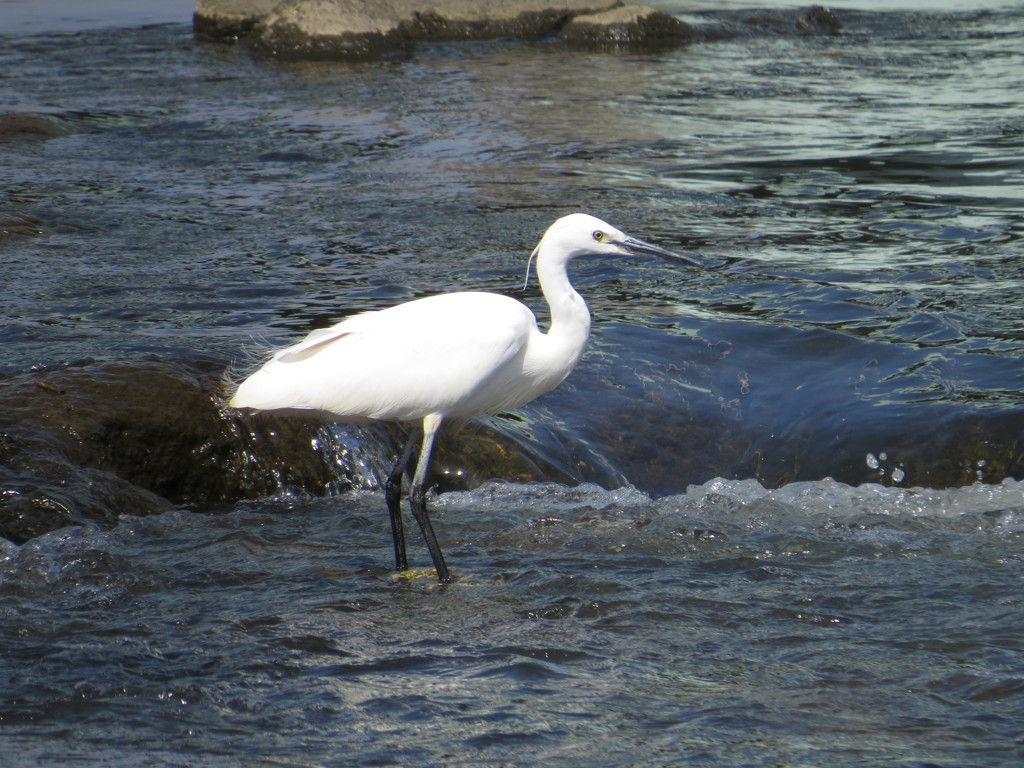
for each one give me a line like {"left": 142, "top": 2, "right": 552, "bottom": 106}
{"left": 231, "top": 213, "right": 700, "bottom": 584}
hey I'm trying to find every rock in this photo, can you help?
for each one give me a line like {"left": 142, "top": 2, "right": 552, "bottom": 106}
{"left": 0, "top": 111, "right": 70, "bottom": 140}
{"left": 0, "top": 358, "right": 337, "bottom": 543}
{"left": 795, "top": 5, "right": 841, "bottom": 35}
{"left": 194, "top": 0, "right": 281, "bottom": 38}
{"left": 195, "top": 1, "right": 842, "bottom": 58}
{"left": 741, "top": 5, "right": 841, "bottom": 37}
{"left": 251, "top": 0, "right": 415, "bottom": 60}
{"left": 252, "top": 0, "right": 621, "bottom": 59}
{"left": 0, "top": 213, "right": 44, "bottom": 240}
{"left": 396, "top": 0, "right": 617, "bottom": 42}
{"left": 195, "top": 0, "right": 695, "bottom": 60}
{"left": 692, "top": 5, "right": 842, "bottom": 42}
{"left": 560, "top": 4, "right": 696, "bottom": 49}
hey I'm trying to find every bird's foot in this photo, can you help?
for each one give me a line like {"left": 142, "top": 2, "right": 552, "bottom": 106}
{"left": 393, "top": 567, "right": 451, "bottom": 586}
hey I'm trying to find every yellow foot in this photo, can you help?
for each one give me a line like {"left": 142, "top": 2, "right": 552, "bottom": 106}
{"left": 395, "top": 568, "right": 446, "bottom": 584}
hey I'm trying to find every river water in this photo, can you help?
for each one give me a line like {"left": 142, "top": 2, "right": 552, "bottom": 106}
{"left": 2, "top": 1, "right": 1023, "bottom": 766}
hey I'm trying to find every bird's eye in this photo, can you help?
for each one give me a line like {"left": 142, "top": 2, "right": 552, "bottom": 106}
{"left": 593, "top": 230, "right": 605, "bottom": 242}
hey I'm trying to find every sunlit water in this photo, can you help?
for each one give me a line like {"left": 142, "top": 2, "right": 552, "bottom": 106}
{"left": 2, "top": 2, "right": 1024, "bottom": 765}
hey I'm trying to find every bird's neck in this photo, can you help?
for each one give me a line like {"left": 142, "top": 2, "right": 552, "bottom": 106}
{"left": 537, "top": 253, "right": 591, "bottom": 348}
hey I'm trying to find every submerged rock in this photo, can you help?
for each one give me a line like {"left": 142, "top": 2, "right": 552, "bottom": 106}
{"left": 689, "top": 4, "right": 842, "bottom": 43}
{"left": 795, "top": 5, "right": 842, "bottom": 35}
{"left": 0, "top": 111, "right": 71, "bottom": 140}
{"left": 0, "top": 212, "right": 44, "bottom": 241}
{"left": 561, "top": 5, "right": 697, "bottom": 49}
{"left": 742, "top": 4, "right": 842, "bottom": 36}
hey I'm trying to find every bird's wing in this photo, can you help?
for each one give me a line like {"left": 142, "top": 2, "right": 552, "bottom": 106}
{"left": 234, "top": 292, "right": 537, "bottom": 421}
{"left": 277, "top": 327, "right": 353, "bottom": 364}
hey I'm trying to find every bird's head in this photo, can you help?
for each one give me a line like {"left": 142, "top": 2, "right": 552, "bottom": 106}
{"left": 524, "top": 212, "right": 701, "bottom": 289}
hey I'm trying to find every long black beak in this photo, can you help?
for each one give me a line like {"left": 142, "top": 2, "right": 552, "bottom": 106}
{"left": 621, "top": 236, "right": 706, "bottom": 267}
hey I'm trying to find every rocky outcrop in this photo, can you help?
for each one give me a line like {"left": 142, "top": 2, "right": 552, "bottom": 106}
{"left": 195, "top": 0, "right": 703, "bottom": 59}
{"left": 195, "top": 1, "right": 844, "bottom": 60}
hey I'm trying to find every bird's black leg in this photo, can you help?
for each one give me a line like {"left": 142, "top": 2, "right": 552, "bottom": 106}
{"left": 408, "top": 414, "right": 451, "bottom": 584}
{"left": 385, "top": 428, "right": 418, "bottom": 573}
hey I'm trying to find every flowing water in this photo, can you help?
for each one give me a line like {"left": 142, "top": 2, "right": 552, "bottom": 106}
{"left": 2, "top": 1, "right": 1023, "bottom": 765}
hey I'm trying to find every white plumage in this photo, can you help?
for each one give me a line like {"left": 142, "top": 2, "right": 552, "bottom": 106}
{"left": 232, "top": 292, "right": 573, "bottom": 421}
{"left": 231, "top": 213, "right": 699, "bottom": 583}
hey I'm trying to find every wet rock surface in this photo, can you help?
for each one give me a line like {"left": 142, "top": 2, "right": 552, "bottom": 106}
{"left": 698, "top": 4, "right": 842, "bottom": 41}
{"left": 0, "top": 359, "right": 333, "bottom": 542}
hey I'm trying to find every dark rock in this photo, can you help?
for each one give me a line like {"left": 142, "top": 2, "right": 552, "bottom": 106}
{"left": 796, "top": 5, "right": 842, "bottom": 35}
{"left": 0, "top": 112, "right": 71, "bottom": 140}
{"left": 0, "top": 358, "right": 336, "bottom": 543}
{"left": 742, "top": 5, "right": 842, "bottom": 37}
{"left": 0, "top": 213, "right": 45, "bottom": 241}
{"left": 691, "top": 5, "right": 842, "bottom": 42}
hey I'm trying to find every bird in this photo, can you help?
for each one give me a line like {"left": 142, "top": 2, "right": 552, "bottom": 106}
{"left": 230, "top": 213, "right": 701, "bottom": 584}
